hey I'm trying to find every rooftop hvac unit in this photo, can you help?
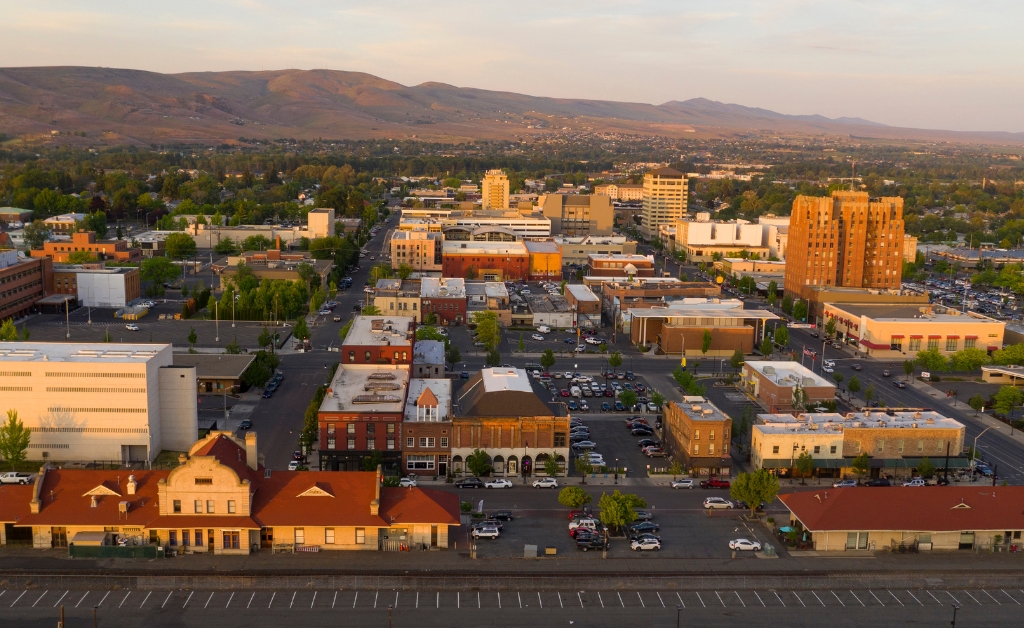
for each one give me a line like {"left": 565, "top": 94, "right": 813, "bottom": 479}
{"left": 925, "top": 418, "right": 935, "bottom": 424}
{"left": 691, "top": 405, "right": 703, "bottom": 412}
{"left": 763, "top": 366, "right": 776, "bottom": 375}
{"left": 702, "top": 409, "right": 713, "bottom": 416}
{"left": 854, "top": 422, "right": 866, "bottom": 428}
{"left": 911, "top": 423, "right": 918, "bottom": 428}
{"left": 913, "top": 412, "right": 923, "bottom": 419}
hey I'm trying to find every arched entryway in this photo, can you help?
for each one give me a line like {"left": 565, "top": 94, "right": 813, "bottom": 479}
{"left": 492, "top": 455, "right": 505, "bottom": 476}
{"left": 521, "top": 455, "right": 533, "bottom": 477}
{"left": 507, "top": 455, "right": 519, "bottom": 475}
{"left": 452, "top": 455, "right": 464, "bottom": 474}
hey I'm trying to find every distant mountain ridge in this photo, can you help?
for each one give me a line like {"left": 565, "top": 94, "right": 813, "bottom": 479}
{"left": 0, "top": 66, "right": 1019, "bottom": 145}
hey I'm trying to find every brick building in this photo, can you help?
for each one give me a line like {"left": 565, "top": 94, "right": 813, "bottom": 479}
{"left": 451, "top": 368, "right": 569, "bottom": 477}
{"left": 627, "top": 299, "right": 778, "bottom": 356}
{"left": 0, "top": 250, "right": 52, "bottom": 321}
{"left": 340, "top": 316, "right": 416, "bottom": 366}
{"left": 586, "top": 254, "right": 655, "bottom": 278}
{"left": 563, "top": 283, "right": 602, "bottom": 329}
{"left": 784, "top": 191, "right": 904, "bottom": 299}
{"left": 402, "top": 379, "right": 452, "bottom": 476}
{"left": 52, "top": 263, "right": 141, "bottom": 308}
{"left": 741, "top": 361, "right": 837, "bottom": 412}
{"left": 441, "top": 241, "right": 529, "bottom": 281}
{"left": 419, "top": 277, "right": 466, "bottom": 325}
{"left": 662, "top": 397, "right": 732, "bottom": 477}
{"left": 33, "top": 230, "right": 141, "bottom": 263}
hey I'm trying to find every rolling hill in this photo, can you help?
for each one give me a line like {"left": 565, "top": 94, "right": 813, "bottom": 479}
{"left": 0, "top": 66, "right": 1020, "bottom": 146}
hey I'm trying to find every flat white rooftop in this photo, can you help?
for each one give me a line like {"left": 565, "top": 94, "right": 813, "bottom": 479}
{"left": 320, "top": 364, "right": 410, "bottom": 414}
{"left": 480, "top": 367, "right": 533, "bottom": 393}
{"left": 421, "top": 277, "right": 466, "bottom": 298}
{"left": 756, "top": 411, "right": 963, "bottom": 434}
{"left": 404, "top": 378, "right": 452, "bottom": 422}
{"left": 565, "top": 284, "right": 599, "bottom": 302}
{"left": 744, "top": 360, "right": 835, "bottom": 389}
{"left": 0, "top": 342, "right": 167, "bottom": 363}
{"left": 343, "top": 316, "right": 415, "bottom": 348}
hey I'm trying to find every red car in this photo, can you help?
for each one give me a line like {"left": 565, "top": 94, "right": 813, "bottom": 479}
{"left": 560, "top": 390, "right": 571, "bottom": 397}
{"left": 700, "top": 478, "right": 731, "bottom": 489}
{"left": 567, "top": 509, "right": 590, "bottom": 520}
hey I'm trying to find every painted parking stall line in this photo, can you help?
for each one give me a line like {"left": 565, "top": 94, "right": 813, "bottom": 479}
{"left": 118, "top": 591, "right": 132, "bottom": 608}
{"left": 31, "top": 591, "right": 48, "bottom": 607}
{"left": 52, "top": 591, "right": 68, "bottom": 608}
{"left": 139, "top": 591, "right": 151, "bottom": 609}
{"left": 9, "top": 591, "right": 27, "bottom": 607}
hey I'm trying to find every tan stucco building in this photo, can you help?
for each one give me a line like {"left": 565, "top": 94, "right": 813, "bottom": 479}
{"left": 639, "top": 167, "right": 687, "bottom": 240}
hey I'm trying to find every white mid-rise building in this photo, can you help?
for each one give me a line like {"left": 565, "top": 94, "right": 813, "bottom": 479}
{"left": 0, "top": 342, "right": 198, "bottom": 463}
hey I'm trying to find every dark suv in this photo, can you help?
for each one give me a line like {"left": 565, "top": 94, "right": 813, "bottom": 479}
{"left": 576, "top": 535, "right": 605, "bottom": 552}
{"left": 491, "top": 510, "right": 514, "bottom": 521}
{"left": 455, "top": 477, "right": 485, "bottom": 489}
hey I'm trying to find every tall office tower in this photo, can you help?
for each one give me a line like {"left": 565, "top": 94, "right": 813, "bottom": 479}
{"left": 481, "top": 169, "right": 510, "bottom": 210}
{"left": 784, "top": 191, "right": 905, "bottom": 297}
{"left": 639, "top": 167, "right": 687, "bottom": 239}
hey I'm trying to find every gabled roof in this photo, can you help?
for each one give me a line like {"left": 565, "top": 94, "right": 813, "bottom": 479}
{"left": 17, "top": 469, "right": 167, "bottom": 527}
{"left": 0, "top": 484, "right": 34, "bottom": 523}
{"left": 455, "top": 368, "right": 554, "bottom": 417}
{"left": 380, "top": 487, "right": 460, "bottom": 525}
{"left": 780, "top": 486, "right": 1024, "bottom": 532}
{"left": 191, "top": 433, "right": 260, "bottom": 483}
{"left": 417, "top": 387, "right": 439, "bottom": 408}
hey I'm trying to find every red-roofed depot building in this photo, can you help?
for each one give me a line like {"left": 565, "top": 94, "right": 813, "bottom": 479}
{"left": 4, "top": 432, "right": 459, "bottom": 554}
{"left": 780, "top": 486, "right": 1024, "bottom": 552}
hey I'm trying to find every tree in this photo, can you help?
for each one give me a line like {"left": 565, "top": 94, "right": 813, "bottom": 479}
{"left": 485, "top": 349, "right": 501, "bottom": 367}
{"left": 969, "top": 393, "right": 986, "bottom": 414}
{"left": 293, "top": 317, "right": 310, "bottom": 341}
{"left": 0, "top": 319, "right": 17, "bottom": 341}
{"left": 309, "top": 286, "right": 326, "bottom": 313}
{"left": 833, "top": 371, "right": 844, "bottom": 386}
{"left": 917, "top": 456, "right": 935, "bottom": 478}
{"left": 915, "top": 348, "right": 949, "bottom": 373}
{"left": 766, "top": 280, "right": 778, "bottom": 307}
{"left": 729, "top": 469, "right": 780, "bottom": 517}
{"left": 369, "top": 264, "right": 393, "bottom": 283}
{"left": 791, "top": 385, "right": 807, "bottom": 411}
{"left": 445, "top": 344, "right": 461, "bottom": 370}
{"left": 466, "top": 449, "right": 492, "bottom": 477}
{"left": 395, "top": 263, "right": 414, "bottom": 280}
{"left": 781, "top": 294, "right": 793, "bottom": 315}
{"left": 903, "top": 360, "right": 915, "bottom": 380}
{"left": 795, "top": 451, "right": 814, "bottom": 484}
{"left": 140, "top": 256, "right": 180, "bottom": 286}
{"left": 543, "top": 454, "right": 560, "bottom": 477}
{"left": 992, "top": 386, "right": 1024, "bottom": 418}
{"left": 214, "top": 237, "right": 240, "bottom": 255}
{"left": 597, "top": 490, "right": 646, "bottom": 532}
{"left": 864, "top": 384, "right": 875, "bottom": 403}
{"left": 847, "top": 375, "right": 861, "bottom": 395}
{"left": 792, "top": 300, "right": 807, "bottom": 322}
{"left": 620, "top": 390, "right": 638, "bottom": 410}
{"left": 165, "top": 232, "right": 197, "bottom": 261}
{"left": 224, "top": 337, "right": 242, "bottom": 354}
{"left": 650, "top": 391, "right": 665, "bottom": 409}
{"left": 992, "top": 343, "right": 1024, "bottom": 366}
{"left": 701, "top": 329, "right": 712, "bottom": 356}
{"left": 773, "top": 325, "right": 789, "bottom": 348}
{"left": 558, "top": 486, "right": 592, "bottom": 509}
{"left": 66, "top": 250, "right": 97, "bottom": 264}
{"left": 518, "top": 333, "right": 525, "bottom": 352}
{"left": 851, "top": 452, "right": 871, "bottom": 482}
{"left": 361, "top": 305, "right": 382, "bottom": 315}
{"left": 360, "top": 450, "right": 384, "bottom": 472}
{"left": 574, "top": 457, "right": 593, "bottom": 483}
{"left": 608, "top": 351, "right": 622, "bottom": 373}
{"left": 257, "top": 327, "right": 273, "bottom": 349}
{"left": 824, "top": 318, "right": 836, "bottom": 338}
{"left": 949, "top": 347, "right": 990, "bottom": 372}
{"left": 759, "top": 337, "right": 773, "bottom": 357}
{"left": 541, "top": 349, "right": 556, "bottom": 371}
{"left": 187, "top": 327, "right": 197, "bottom": 350}
{"left": 22, "top": 220, "right": 50, "bottom": 249}
{"left": 730, "top": 348, "right": 745, "bottom": 369}
{"left": 473, "top": 311, "right": 501, "bottom": 350}
{"left": 0, "top": 410, "right": 32, "bottom": 470}
{"left": 465, "top": 265, "right": 478, "bottom": 280}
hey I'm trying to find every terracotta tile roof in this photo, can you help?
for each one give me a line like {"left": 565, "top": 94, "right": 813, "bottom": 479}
{"left": 251, "top": 471, "right": 386, "bottom": 528}
{"left": 380, "top": 487, "right": 460, "bottom": 526}
{"left": 191, "top": 434, "right": 260, "bottom": 482}
{"left": 17, "top": 469, "right": 167, "bottom": 527}
{"left": 0, "top": 484, "right": 34, "bottom": 523}
{"left": 780, "top": 486, "right": 1024, "bottom": 532}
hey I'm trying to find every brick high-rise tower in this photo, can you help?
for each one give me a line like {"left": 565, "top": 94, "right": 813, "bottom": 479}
{"left": 784, "top": 191, "right": 904, "bottom": 298}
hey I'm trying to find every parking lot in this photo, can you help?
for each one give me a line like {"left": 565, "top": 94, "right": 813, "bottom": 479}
{"left": 2, "top": 585, "right": 1018, "bottom": 627}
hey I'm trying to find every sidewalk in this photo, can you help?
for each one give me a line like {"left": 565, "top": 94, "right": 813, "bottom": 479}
{"left": 909, "top": 377, "right": 1024, "bottom": 448}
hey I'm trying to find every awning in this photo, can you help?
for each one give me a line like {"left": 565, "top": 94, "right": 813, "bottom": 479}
{"left": 988, "top": 346, "right": 999, "bottom": 351}
{"left": 910, "top": 335, "right": 923, "bottom": 339}
{"left": 946, "top": 335, "right": 960, "bottom": 339}
{"left": 928, "top": 335, "right": 941, "bottom": 339}
{"left": 965, "top": 335, "right": 978, "bottom": 340}
{"left": 890, "top": 334, "right": 904, "bottom": 338}
{"left": 869, "top": 457, "right": 971, "bottom": 469}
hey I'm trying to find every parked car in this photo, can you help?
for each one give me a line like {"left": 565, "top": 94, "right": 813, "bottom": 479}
{"left": 628, "top": 521, "right": 660, "bottom": 534}
{"left": 700, "top": 478, "right": 731, "bottom": 489}
{"left": 0, "top": 472, "right": 33, "bottom": 485}
{"left": 125, "top": 323, "right": 139, "bottom": 331}
{"left": 637, "top": 438, "right": 659, "bottom": 449}
{"left": 333, "top": 315, "right": 342, "bottom": 322}
{"left": 833, "top": 479, "right": 857, "bottom": 488}
{"left": 644, "top": 448, "right": 666, "bottom": 458}
{"left": 576, "top": 535, "right": 605, "bottom": 551}
{"left": 261, "top": 389, "right": 274, "bottom": 398}
{"left": 631, "top": 427, "right": 654, "bottom": 437}
{"left": 670, "top": 479, "right": 695, "bottom": 489}
{"left": 893, "top": 381, "right": 907, "bottom": 389}
{"left": 485, "top": 478, "right": 513, "bottom": 489}
{"left": 490, "top": 510, "right": 514, "bottom": 521}
{"left": 399, "top": 477, "right": 418, "bottom": 488}
{"left": 703, "top": 497, "right": 734, "bottom": 509}
{"left": 472, "top": 526, "right": 500, "bottom": 539}
{"left": 851, "top": 363, "right": 863, "bottom": 371}
{"left": 729, "top": 538, "right": 762, "bottom": 551}
{"left": 882, "top": 369, "right": 892, "bottom": 377}
{"left": 239, "top": 420, "right": 252, "bottom": 430}
{"left": 571, "top": 440, "right": 596, "bottom": 450}
{"left": 634, "top": 510, "right": 654, "bottom": 521}
{"left": 287, "top": 460, "right": 300, "bottom": 471}
{"left": 867, "top": 478, "right": 892, "bottom": 487}
{"left": 630, "top": 537, "right": 661, "bottom": 551}
{"left": 902, "top": 478, "right": 926, "bottom": 487}
{"left": 533, "top": 477, "right": 559, "bottom": 489}
{"left": 455, "top": 477, "right": 485, "bottom": 489}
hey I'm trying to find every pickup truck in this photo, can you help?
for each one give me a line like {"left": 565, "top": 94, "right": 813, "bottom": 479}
{"left": 0, "top": 472, "right": 33, "bottom": 485}
{"left": 700, "top": 478, "right": 731, "bottom": 489}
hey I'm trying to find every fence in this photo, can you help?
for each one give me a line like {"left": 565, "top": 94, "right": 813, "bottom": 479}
{"left": 67, "top": 543, "right": 160, "bottom": 559}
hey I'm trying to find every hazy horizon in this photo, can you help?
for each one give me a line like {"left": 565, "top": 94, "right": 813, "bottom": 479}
{"left": 2, "top": 0, "right": 1021, "bottom": 133}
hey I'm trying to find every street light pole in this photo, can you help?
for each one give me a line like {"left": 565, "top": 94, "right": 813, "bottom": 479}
{"left": 676, "top": 603, "right": 683, "bottom": 628}
{"left": 950, "top": 602, "right": 960, "bottom": 627}
{"left": 971, "top": 426, "right": 998, "bottom": 472}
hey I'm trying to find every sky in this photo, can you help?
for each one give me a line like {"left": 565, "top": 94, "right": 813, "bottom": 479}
{"left": 2, "top": 0, "right": 1023, "bottom": 133}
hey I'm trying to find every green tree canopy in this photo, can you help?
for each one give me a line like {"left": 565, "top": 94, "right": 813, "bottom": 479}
{"left": 597, "top": 490, "right": 646, "bottom": 532}
{"left": 293, "top": 317, "right": 310, "bottom": 341}
{"left": 795, "top": 451, "right": 814, "bottom": 483}
{"left": 851, "top": 452, "right": 871, "bottom": 479}
{"left": 701, "top": 329, "right": 713, "bottom": 355}
{"left": 917, "top": 456, "right": 935, "bottom": 478}
{"left": 466, "top": 449, "right": 492, "bottom": 477}
{"left": 0, "top": 319, "right": 17, "bottom": 342}
{"left": 915, "top": 348, "right": 949, "bottom": 373}
{"left": 0, "top": 410, "right": 32, "bottom": 470}
{"left": 608, "top": 351, "right": 623, "bottom": 372}
{"left": 140, "top": 256, "right": 180, "bottom": 285}
{"left": 993, "top": 386, "right": 1024, "bottom": 417}
{"left": 22, "top": 220, "right": 51, "bottom": 249}
{"left": 847, "top": 375, "right": 861, "bottom": 395}
{"left": 993, "top": 343, "right": 1024, "bottom": 366}
{"left": 558, "top": 485, "right": 592, "bottom": 509}
{"left": 792, "top": 300, "right": 807, "bottom": 322}
{"left": 541, "top": 349, "right": 556, "bottom": 371}
{"left": 473, "top": 310, "right": 501, "bottom": 350}
{"left": 619, "top": 390, "right": 638, "bottom": 410}
{"left": 773, "top": 325, "right": 789, "bottom": 348}
{"left": 730, "top": 348, "right": 745, "bottom": 369}
{"left": 760, "top": 337, "right": 773, "bottom": 357}
{"left": 729, "top": 469, "right": 780, "bottom": 516}
{"left": 445, "top": 344, "right": 461, "bottom": 369}
{"left": 165, "top": 232, "right": 197, "bottom": 260}
{"left": 543, "top": 454, "right": 560, "bottom": 477}
{"left": 968, "top": 394, "right": 986, "bottom": 414}
{"left": 949, "top": 347, "right": 990, "bottom": 372}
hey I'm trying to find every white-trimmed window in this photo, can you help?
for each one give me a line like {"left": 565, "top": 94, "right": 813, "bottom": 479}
{"left": 407, "top": 455, "right": 435, "bottom": 470}
{"left": 294, "top": 528, "right": 305, "bottom": 545}
{"left": 325, "top": 528, "right": 335, "bottom": 544}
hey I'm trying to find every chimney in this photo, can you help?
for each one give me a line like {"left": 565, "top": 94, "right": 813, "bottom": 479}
{"left": 370, "top": 463, "right": 382, "bottom": 516}
{"left": 126, "top": 474, "right": 137, "bottom": 495}
{"left": 275, "top": 235, "right": 282, "bottom": 251}
{"left": 245, "top": 432, "right": 258, "bottom": 471}
{"left": 178, "top": 453, "right": 188, "bottom": 464}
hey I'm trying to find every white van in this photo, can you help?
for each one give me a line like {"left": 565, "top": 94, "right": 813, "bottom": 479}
{"left": 536, "top": 325, "right": 551, "bottom": 334}
{"left": 570, "top": 386, "right": 582, "bottom": 397}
